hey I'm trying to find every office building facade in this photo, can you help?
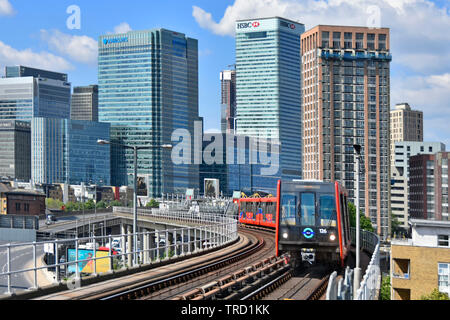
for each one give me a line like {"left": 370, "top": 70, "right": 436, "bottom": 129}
{"left": 98, "top": 29, "right": 199, "bottom": 197}
{"left": 220, "top": 69, "right": 237, "bottom": 134}
{"left": 235, "top": 17, "right": 304, "bottom": 180}
{"left": 71, "top": 85, "right": 98, "bottom": 121}
{"left": 391, "top": 219, "right": 450, "bottom": 300}
{"left": 31, "top": 117, "right": 110, "bottom": 186}
{"left": 0, "top": 120, "right": 31, "bottom": 181}
{"left": 301, "top": 25, "right": 391, "bottom": 239}
{"left": 409, "top": 152, "right": 449, "bottom": 221}
{"left": 199, "top": 133, "right": 281, "bottom": 196}
{"left": 0, "top": 66, "right": 71, "bottom": 121}
{"left": 391, "top": 141, "right": 446, "bottom": 230}
{"left": 390, "top": 103, "right": 423, "bottom": 164}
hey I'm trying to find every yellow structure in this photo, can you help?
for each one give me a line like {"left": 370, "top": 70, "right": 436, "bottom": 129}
{"left": 390, "top": 219, "right": 450, "bottom": 300}
{"left": 1, "top": 183, "right": 9, "bottom": 215}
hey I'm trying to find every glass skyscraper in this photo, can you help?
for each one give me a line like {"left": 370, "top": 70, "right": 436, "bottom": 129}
{"left": 199, "top": 133, "right": 281, "bottom": 196}
{"left": 31, "top": 117, "right": 110, "bottom": 186}
{"left": 71, "top": 85, "right": 98, "bottom": 121}
{"left": 98, "top": 29, "right": 199, "bottom": 197}
{"left": 0, "top": 66, "right": 71, "bottom": 121}
{"left": 0, "top": 120, "right": 31, "bottom": 181}
{"left": 235, "top": 17, "right": 304, "bottom": 181}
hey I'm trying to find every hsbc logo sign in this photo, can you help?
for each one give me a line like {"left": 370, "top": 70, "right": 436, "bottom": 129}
{"left": 237, "top": 21, "right": 261, "bottom": 29}
{"left": 280, "top": 20, "right": 297, "bottom": 30}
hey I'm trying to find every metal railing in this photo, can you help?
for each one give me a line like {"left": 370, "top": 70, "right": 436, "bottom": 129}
{"left": 327, "top": 228, "right": 381, "bottom": 300}
{"left": 0, "top": 215, "right": 39, "bottom": 230}
{"left": 0, "top": 208, "right": 238, "bottom": 296}
{"left": 353, "top": 228, "right": 381, "bottom": 300}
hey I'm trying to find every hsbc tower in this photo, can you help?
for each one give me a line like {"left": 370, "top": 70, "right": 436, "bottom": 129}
{"left": 235, "top": 17, "right": 305, "bottom": 181}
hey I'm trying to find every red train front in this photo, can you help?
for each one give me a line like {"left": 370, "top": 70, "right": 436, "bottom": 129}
{"left": 238, "top": 196, "right": 277, "bottom": 228}
{"left": 275, "top": 180, "right": 351, "bottom": 268}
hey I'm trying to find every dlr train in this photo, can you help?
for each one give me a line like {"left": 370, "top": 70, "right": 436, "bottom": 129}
{"left": 238, "top": 180, "right": 352, "bottom": 267}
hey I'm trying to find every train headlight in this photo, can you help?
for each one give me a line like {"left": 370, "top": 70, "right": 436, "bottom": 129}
{"left": 282, "top": 232, "right": 288, "bottom": 239}
{"left": 330, "top": 234, "right": 336, "bottom": 241}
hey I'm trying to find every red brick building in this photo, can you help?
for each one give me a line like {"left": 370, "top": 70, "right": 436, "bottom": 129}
{"left": 0, "top": 183, "right": 46, "bottom": 216}
{"left": 409, "top": 152, "right": 449, "bottom": 221}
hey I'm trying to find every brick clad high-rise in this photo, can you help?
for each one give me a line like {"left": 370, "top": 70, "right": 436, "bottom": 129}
{"left": 409, "top": 152, "right": 449, "bottom": 221}
{"left": 301, "top": 25, "right": 391, "bottom": 239}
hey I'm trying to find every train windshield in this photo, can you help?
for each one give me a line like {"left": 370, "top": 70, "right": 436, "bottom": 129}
{"left": 281, "top": 194, "right": 297, "bottom": 226}
{"left": 319, "top": 194, "right": 337, "bottom": 227}
{"left": 300, "top": 193, "right": 316, "bottom": 226}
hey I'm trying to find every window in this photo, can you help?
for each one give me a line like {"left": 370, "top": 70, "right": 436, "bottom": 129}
{"left": 438, "top": 235, "right": 449, "bottom": 247}
{"left": 344, "top": 32, "right": 353, "bottom": 49}
{"left": 322, "top": 31, "right": 329, "bottom": 47}
{"left": 15, "top": 203, "right": 21, "bottom": 211}
{"left": 300, "top": 193, "right": 316, "bottom": 226}
{"left": 247, "top": 31, "right": 267, "bottom": 39}
{"left": 333, "top": 32, "right": 341, "bottom": 48}
{"left": 281, "top": 194, "right": 297, "bottom": 226}
{"left": 438, "top": 263, "right": 449, "bottom": 296}
{"left": 355, "top": 33, "right": 364, "bottom": 49}
{"left": 319, "top": 194, "right": 337, "bottom": 227}
{"left": 393, "top": 258, "right": 410, "bottom": 279}
{"left": 24, "top": 203, "right": 30, "bottom": 212}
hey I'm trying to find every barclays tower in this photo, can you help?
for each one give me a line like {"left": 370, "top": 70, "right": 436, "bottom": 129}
{"left": 98, "top": 29, "right": 199, "bottom": 197}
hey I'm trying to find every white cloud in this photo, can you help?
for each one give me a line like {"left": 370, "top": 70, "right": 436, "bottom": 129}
{"left": 0, "top": 0, "right": 14, "bottom": 16}
{"left": 392, "top": 72, "right": 450, "bottom": 146}
{"left": 193, "top": 0, "right": 291, "bottom": 36}
{"left": 40, "top": 29, "right": 98, "bottom": 65}
{"left": 392, "top": 73, "right": 450, "bottom": 117}
{"left": 39, "top": 23, "right": 133, "bottom": 66}
{"left": 194, "top": 0, "right": 450, "bottom": 145}
{"left": 192, "top": 0, "right": 450, "bottom": 73}
{"left": 0, "top": 40, "right": 73, "bottom": 72}
{"left": 113, "top": 22, "right": 132, "bottom": 34}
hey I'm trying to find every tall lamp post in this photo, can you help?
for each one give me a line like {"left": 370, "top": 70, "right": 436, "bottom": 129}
{"left": 353, "top": 144, "right": 362, "bottom": 298}
{"left": 98, "top": 139, "right": 173, "bottom": 266}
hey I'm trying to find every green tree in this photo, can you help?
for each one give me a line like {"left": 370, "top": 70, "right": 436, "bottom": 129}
{"left": 390, "top": 213, "right": 408, "bottom": 238}
{"left": 421, "top": 288, "right": 450, "bottom": 300}
{"left": 96, "top": 200, "right": 107, "bottom": 209}
{"left": 84, "top": 199, "right": 95, "bottom": 210}
{"left": 146, "top": 199, "right": 160, "bottom": 208}
{"left": 380, "top": 276, "right": 391, "bottom": 300}
{"left": 65, "top": 201, "right": 81, "bottom": 212}
{"left": 348, "top": 202, "right": 374, "bottom": 232}
{"left": 45, "top": 198, "right": 64, "bottom": 210}
{"left": 109, "top": 200, "right": 122, "bottom": 207}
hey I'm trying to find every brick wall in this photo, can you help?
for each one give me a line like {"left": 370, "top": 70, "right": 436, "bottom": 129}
{"left": 391, "top": 244, "right": 450, "bottom": 300}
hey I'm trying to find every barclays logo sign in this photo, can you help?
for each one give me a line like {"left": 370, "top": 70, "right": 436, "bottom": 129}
{"left": 103, "top": 37, "right": 129, "bottom": 45}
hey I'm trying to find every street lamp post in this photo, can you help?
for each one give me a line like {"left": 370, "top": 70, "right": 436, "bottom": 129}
{"left": 353, "top": 144, "right": 362, "bottom": 298}
{"left": 98, "top": 139, "right": 173, "bottom": 266}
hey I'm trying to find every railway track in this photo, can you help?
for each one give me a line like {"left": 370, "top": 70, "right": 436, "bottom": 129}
{"left": 257, "top": 265, "right": 332, "bottom": 300}
{"left": 34, "top": 225, "right": 331, "bottom": 301}
{"left": 133, "top": 227, "right": 279, "bottom": 300}
{"left": 33, "top": 227, "right": 276, "bottom": 300}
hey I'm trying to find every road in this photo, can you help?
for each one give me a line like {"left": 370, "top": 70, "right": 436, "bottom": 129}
{"left": 0, "top": 241, "right": 49, "bottom": 295}
{"left": 0, "top": 212, "right": 113, "bottom": 296}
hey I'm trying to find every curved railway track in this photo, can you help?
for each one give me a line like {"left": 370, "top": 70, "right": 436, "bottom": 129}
{"left": 34, "top": 226, "right": 276, "bottom": 300}
{"left": 127, "top": 226, "right": 278, "bottom": 300}
{"left": 33, "top": 225, "right": 331, "bottom": 301}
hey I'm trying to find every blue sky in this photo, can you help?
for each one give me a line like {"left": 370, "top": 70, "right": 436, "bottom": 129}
{"left": 0, "top": 0, "right": 449, "bottom": 146}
